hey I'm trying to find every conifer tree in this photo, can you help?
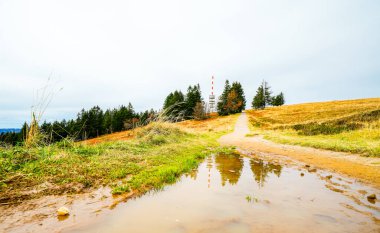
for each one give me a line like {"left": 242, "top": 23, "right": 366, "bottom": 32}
{"left": 217, "top": 80, "right": 231, "bottom": 116}
{"left": 230, "top": 81, "right": 246, "bottom": 113}
{"left": 272, "top": 92, "right": 285, "bottom": 106}
{"left": 184, "top": 84, "right": 202, "bottom": 119}
{"left": 218, "top": 80, "right": 246, "bottom": 115}
{"left": 252, "top": 81, "right": 272, "bottom": 109}
{"left": 163, "top": 90, "right": 185, "bottom": 120}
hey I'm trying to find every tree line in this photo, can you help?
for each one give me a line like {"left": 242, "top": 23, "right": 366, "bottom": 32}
{"left": 1, "top": 79, "right": 285, "bottom": 146}
{"left": 0, "top": 104, "right": 157, "bottom": 146}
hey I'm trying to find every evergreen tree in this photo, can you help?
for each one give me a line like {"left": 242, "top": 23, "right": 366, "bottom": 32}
{"left": 184, "top": 84, "right": 202, "bottom": 119}
{"left": 252, "top": 85, "right": 265, "bottom": 109}
{"left": 252, "top": 81, "right": 272, "bottom": 109}
{"left": 218, "top": 80, "right": 246, "bottom": 115}
{"left": 77, "top": 108, "right": 89, "bottom": 140}
{"left": 20, "top": 122, "right": 29, "bottom": 141}
{"left": 230, "top": 81, "right": 246, "bottom": 113}
{"left": 0, "top": 102, "right": 152, "bottom": 144}
{"left": 103, "top": 110, "right": 113, "bottom": 134}
{"left": 163, "top": 90, "right": 185, "bottom": 120}
{"left": 217, "top": 80, "right": 231, "bottom": 116}
{"left": 272, "top": 92, "right": 285, "bottom": 106}
{"left": 224, "top": 90, "right": 243, "bottom": 114}
{"left": 87, "top": 106, "right": 104, "bottom": 137}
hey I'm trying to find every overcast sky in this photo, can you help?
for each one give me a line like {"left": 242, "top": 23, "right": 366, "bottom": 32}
{"left": 1, "top": 0, "right": 379, "bottom": 128}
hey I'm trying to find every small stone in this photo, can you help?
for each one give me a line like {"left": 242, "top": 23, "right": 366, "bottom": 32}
{"left": 367, "top": 194, "right": 377, "bottom": 200}
{"left": 308, "top": 168, "right": 317, "bottom": 173}
{"left": 305, "top": 164, "right": 310, "bottom": 168}
{"left": 326, "top": 175, "right": 333, "bottom": 179}
{"left": 300, "top": 173, "right": 304, "bottom": 177}
{"left": 57, "top": 207, "right": 70, "bottom": 216}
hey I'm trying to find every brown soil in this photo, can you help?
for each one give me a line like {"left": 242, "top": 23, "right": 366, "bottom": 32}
{"left": 219, "top": 112, "right": 380, "bottom": 188}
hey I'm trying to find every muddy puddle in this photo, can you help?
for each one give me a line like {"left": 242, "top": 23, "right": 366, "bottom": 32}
{"left": 59, "top": 152, "right": 380, "bottom": 233}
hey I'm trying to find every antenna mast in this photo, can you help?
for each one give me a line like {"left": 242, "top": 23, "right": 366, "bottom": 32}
{"left": 263, "top": 80, "right": 266, "bottom": 108}
{"left": 209, "top": 76, "right": 216, "bottom": 113}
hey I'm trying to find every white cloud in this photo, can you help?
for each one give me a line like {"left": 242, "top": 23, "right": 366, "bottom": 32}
{"left": 0, "top": 0, "right": 379, "bottom": 127}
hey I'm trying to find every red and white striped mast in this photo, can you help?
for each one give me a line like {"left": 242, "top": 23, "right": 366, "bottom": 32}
{"left": 209, "top": 76, "right": 216, "bottom": 113}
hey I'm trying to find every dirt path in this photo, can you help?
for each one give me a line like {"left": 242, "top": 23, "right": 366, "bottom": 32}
{"left": 219, "top": 112, "right": 380, "bottom": 188}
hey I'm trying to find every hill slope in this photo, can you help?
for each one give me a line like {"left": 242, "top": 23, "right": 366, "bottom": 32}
{"left": 247, "top": 98, "right": 380, "bottom": 157}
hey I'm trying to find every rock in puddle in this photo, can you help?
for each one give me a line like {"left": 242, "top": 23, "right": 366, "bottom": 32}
{"left": 367, "top": 194, "right": 377, "bottom": 200}
{"left": 367, "top": 194, "right": 377, "bottom": 204}
{"left": 57, "top": 206, "right": 70, "bottom": 216}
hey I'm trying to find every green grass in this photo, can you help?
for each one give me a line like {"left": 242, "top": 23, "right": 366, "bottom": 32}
{"left": 261, "top": 128, "right": 380, "bottom": 156}
{"left": 247, "top": 98, "right": 380, "bottom": 157}
{"left": 288, "top": 109, "right": 380, "bottom": 136}
{"left": 0, "top": 122, "right": 233, "bottom": 203}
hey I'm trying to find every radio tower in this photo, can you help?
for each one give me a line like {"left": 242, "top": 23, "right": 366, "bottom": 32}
{"left": 209, "top": 76, "right": 216, "bottom": 113}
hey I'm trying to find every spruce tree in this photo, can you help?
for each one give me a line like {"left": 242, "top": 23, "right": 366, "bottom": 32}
{"left": 217, "top": 80, "right": 246, "bottom": 115}
{"left": 163, "top": 90, "right": 185, "bottom": 120}
{"left": 184, "top": 84, "right": 202, "bottom": 119}
{"left": 272, "top": 92, "right": 285, "bottom": 106}
{"left": 252, "top": 81, "right": 272, "bottom": 109}
{"left": 252, "top": 85, "right": 265, "bottom": 109}
{"left": 217, "top": 80, "right": 231, "bottom": 116}
{"left": 230, "top": 81, "right": 246, "bottom": 113}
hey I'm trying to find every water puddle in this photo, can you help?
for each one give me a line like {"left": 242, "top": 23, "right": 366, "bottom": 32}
{"left": 65, "top": 152, "right": 380, "bottom": 233}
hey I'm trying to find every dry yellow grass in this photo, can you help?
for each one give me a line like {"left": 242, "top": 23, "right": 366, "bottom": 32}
{"left": 83, "top": 130, "right": 135, "bottom": 145}
{"left": 176, "top": 114, "right": 238, "bottom": 133}
{"left": 83, "top": 114, "right": 239, "bottom": 145}
{"left": 246, "top": 98, "right": 380, "bottom": 156}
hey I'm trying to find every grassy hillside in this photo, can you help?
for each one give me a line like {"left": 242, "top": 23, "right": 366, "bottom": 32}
{"left": 246, "top": 98, "right": 380, "bottom": 157}
{"left": 0, "top": 115, "right": 238, "bottom": 204}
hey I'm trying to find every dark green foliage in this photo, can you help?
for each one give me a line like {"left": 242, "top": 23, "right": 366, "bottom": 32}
{"left": 0, "top": 132, "right": 22, "bottom": 146}
{"left": 217, "top": 80, "right": 231, "bottom": 116}
{"left": 252, "top": 81, "right": 284, "bottom": 109}
{"left": 292, "top": 122, "right": 363, "bottom": 135}
{"left": 185, "top": 84, "right": 202, "bottom": 119}
{"left": 163, "top": 90, "right": 185, "bottom": 109}
{"left": 1, "top": 103, "right": 158, "bottom": 145}
{"left": 272, "top": 92, "right": 285, "bottom": 106}
{"left": 0, "top": 123, "right": 27, "bottom": 146}
{"left": 291, "top": 109, "right": 380, "bottom": 135}
{"left": 217, "top": 80, "right": 246, "bottom": 115}
{"left": 163, "top": 90, "right": 186, "bottom": 120}
{"left": 163, "top": 84, "right": 203, "bottom": 120}
{"left": 252, "top": 81, "right": 272, "bottom": 109}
